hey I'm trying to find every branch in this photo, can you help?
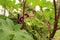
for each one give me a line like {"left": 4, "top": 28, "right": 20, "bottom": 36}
{"left": 49, "top": 0, "right": 58, "bottom": 40}
{"left": 21, "top": 0, "right": 26, "bottom": 29}
{"left": 55, "top": 27, "right": 60, "bottom": 30}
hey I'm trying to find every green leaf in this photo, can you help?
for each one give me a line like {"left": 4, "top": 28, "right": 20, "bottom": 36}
{"left": 13, "top": 24, "right": 22, "bottom": 31}
{"left": 13, "top": 30, "right": 34, "bottom": 40}
{"left": 5, "top": 18, "right": 14, "bottom": 27}
{"left": 0, "top": 18, "right": 34, "bottom": 40}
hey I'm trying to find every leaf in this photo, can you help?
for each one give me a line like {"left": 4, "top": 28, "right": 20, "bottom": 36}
{"left": 5, "top": 18, "right": 14, "bottom": 27}
{"left": 0, "top": 18, "right": 34, "bottom": 40}
{"left": 26, "top": 0, "right": 40, "bottom": 8}
{"left": 0, "top": 19, "right": 6, "bottom": 27}
{"left": 0, "top": 15, "right": 7, "bottom": 19}
{"left": 13, "top": 24, "right": 22, "bottom": 31}
{"left": 13, "top": 30, "right": 34, "bottom": 40}
{"left": 5, "top": 18, "right": 14, "bottom": 30}
{"left": 36, "top": 11, "right": 43, "bottom": 20}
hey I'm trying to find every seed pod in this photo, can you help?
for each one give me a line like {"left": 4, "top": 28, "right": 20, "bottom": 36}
{"left": 19, "top": 17, "right": 24, "bottom": 23}
{"left": 47, "top": 22, "right": 50, "bottom": 29}
{"left": 24, "top": 13, "right": 29, "bottom": 18}
{"left": 32, "top": 10, "right": 36, "bottom": 14}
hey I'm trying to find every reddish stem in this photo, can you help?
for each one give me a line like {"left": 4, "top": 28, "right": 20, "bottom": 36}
{"left": 21, "top": 0, "right": 26, "bottom": 29}
{"left": 49, "top": 0, "right": 59, "bottom": 40}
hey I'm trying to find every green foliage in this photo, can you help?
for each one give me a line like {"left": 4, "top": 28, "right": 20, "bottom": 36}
{"left": 26, "top": 0, "right": 53, "bottom": 9}
{"left": 0, "top": 18, "right": 34, "bottom": 40}
{"left": 0, "top": 15, "right": 7, "bottom": 19}
{"left": 0, "top": 0, "right": 60, "bottom": 40}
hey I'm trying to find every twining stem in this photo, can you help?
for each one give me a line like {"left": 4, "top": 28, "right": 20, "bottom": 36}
{"left": 49, "top": 0, "right": 58, "bottom": 40}
{"left": 21, "top": 0, "right": 26, "bottom": 29}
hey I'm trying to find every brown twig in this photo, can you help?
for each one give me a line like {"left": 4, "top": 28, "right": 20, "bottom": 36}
{"left": 55, "top": 27, "right": 60, "bottom": 30}
{"left": 21, "top": 0, "right": 26, "bottom": 29}
{"left": 49, "top": 0, "right": 58, "bottom": 40}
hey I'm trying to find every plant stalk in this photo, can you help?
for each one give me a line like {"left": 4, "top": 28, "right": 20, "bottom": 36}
{"left": 49, "top": 0, "right": 58, "bottom": 40}
{"left": 21, "top": 0, "right": 26, "bottom": 29}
